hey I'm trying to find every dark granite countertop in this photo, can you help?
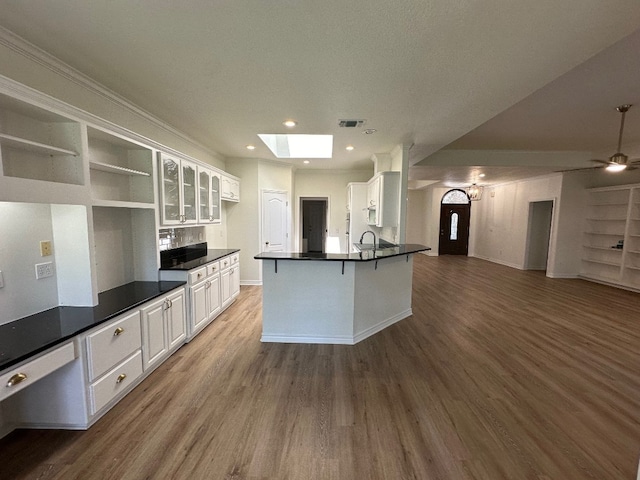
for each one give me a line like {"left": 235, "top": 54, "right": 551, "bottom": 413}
{"left": 0, "top": 280, "right": 185, "bottom": 372}
{"left": 254, "top": 244, "right": 430, "bottom": 262}
{"left": 160, "top": 244, "right": 240, "bottom": 271}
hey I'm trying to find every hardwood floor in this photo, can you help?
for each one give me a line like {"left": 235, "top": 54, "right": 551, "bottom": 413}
{"left": 1, "top": 255, "right": 639, "bottom": 479}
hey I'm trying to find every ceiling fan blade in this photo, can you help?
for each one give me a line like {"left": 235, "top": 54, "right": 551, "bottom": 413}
{"left": 591, "top": 159, "right": 610, "bottom": 165}
{"left": 556, "top": 166, "right": 603, "bottom": 173}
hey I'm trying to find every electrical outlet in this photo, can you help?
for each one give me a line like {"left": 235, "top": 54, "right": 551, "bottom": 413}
{"left": 40, "top": 240, "right": 52, "bottom": 256}
{"left": 35, "top": 262, "right": 54, "bottom": 279}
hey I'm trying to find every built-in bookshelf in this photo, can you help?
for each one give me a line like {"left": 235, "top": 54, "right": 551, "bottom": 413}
{"left": 581, "top": 184, "right": 640, "bottom": 291}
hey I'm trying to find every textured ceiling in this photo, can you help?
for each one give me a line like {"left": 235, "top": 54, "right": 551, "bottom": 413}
{"left": 0, "top": 1, "right": 640, "bottom": 182}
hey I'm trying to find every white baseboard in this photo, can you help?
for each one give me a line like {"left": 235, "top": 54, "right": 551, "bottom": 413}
{"left": 261, "top": 334, "right": 354, "bottom": 344}
{"left": 353, "top": 309, "right": 412, "bottom": 344}
{"left": 261, "top": 309, "right": 413, "bottom": 345}
{"left": 469, "top": 254, "right": 523, "bottom": 270}
{"left": 546, "top": 273, "right": 579, "bottom": 279}
{"left": 240, "top": 280, "right": 262, "bottom": 286}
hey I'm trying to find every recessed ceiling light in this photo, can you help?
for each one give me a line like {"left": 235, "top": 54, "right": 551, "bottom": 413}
{"left": 303, "top": 160, "right": 310, "bottom": 164}
{"left": 246, "top": 144, "right": 256, "bottom": 150}
{"left": 346, "top": 145, "right": 355, "bottom": 151}
{"left": 363, "top": 129, "right": 377, "bottom": 135}
{"left": 283, "top": 120, "right": 297, "bottom": 128}
{"left": 479, "top": 173, "right": 486, "bottom": 178}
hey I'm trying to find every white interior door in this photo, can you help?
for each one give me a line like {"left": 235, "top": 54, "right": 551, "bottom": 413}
{"left": 262, "top": 191, "right": 288, "bottom": 252}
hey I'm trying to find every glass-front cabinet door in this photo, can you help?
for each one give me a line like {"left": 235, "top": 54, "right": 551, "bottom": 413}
{"left": 181, "top": 159, "right": 197, "bottom": 223}
{"left": 160, "top": 153, "right": 181, "bottom": 225}
{"left": 210, "top": 173, "right": 221, "bottom": 223}
{"left": 198, "top": 167, "right": 211, "bottom": 223}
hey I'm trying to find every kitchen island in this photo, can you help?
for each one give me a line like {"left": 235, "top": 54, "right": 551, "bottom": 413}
{"left": 254, "top": 244, "right": 429, "bottom": 344}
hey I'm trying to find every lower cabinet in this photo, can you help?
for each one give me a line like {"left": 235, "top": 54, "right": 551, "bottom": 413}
{"left": 140, "top": 288, "right": 186, "bottom": 371}
{"left": 221, "top": 253, "right": 241, "bottom": 309}
{"left": 1, "top": 286, "right": 186, "bottom": 432}
{"left": 161, "top": 252, "right": 239, "bottom": 342}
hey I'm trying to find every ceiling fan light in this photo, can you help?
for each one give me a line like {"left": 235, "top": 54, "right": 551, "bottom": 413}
{"left": 606, "top": 163, "right": 627, "bottom": 172}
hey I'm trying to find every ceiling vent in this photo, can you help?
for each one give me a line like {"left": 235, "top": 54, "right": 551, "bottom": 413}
{"left": 338, "top": 119, "right": 366, "bottom": 128}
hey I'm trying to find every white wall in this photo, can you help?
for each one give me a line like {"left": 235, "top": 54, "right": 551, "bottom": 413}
{"left": 294, "top": 169, "right": 373, "bottom": 253}
{"left": 0, "top": 203, "right": 59, "bottom": 324}
{"left": 406, "top": 189, "right": 426, "bottom": 245}
{"left": 226, "top": 159, "right": 294, "bottom": 285}
{"left": 471, "top": 175, "right": 563, "bottom": 269}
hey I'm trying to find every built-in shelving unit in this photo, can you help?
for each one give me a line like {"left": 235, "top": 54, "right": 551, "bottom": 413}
{"left": 88, "top": 127, "right": 155, "bottom": 208}
{"left": 0, "top": 93, "right": 84, "bottom": 187}
{"left": 581, "top": 184, "right": 640, "bottom": 291}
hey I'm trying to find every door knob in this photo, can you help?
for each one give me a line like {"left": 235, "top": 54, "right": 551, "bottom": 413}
{"left": 265, "top": 241, "right": 269, "bottom": 245}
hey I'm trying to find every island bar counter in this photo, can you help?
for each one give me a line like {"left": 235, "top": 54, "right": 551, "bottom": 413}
{"left": 254, "top": 244, "right": 430, "bottom": 344}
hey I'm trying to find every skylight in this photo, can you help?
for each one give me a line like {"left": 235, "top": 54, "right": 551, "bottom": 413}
{"left": 257, "top": 134, "right": 333, "bottom": 158}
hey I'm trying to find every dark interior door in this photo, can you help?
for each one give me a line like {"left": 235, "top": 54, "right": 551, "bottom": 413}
{"left": 439, "top": 204, "right": 470, "bottom": 255}
{"left": 302, "top": 200, "right": 327, "bottom": 253}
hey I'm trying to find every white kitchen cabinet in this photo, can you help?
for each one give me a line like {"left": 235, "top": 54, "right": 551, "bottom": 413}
{"left": 0, "top": 342, "right": 76, "bottom": 402}
{"left": 188, "top": 261, "right": 222, "bottom": 338}
{"left": 159, "top": 153, "right": 197, "bottom": 225}
{"left": 166, "top": 289, "right": 187, "bottom": 349}
{"left": 366, "top": 171, "right": 400, "bottom": 228}
{"left": 221, "top": 174, "right": 240, "bottom": 202}
{"left": 2, "top": 286, "right": 186, "bottom": 431}
{"left": 221, "top": 253, "right": 240, "bottom": 308}
{"left": 141, "top": 288, "right": 186, "bottom": 371}
{"left": 197, "top": 167, "right": 221, "bottom": 224}
{"left": 191, "top": 278, "right": 209, "bottom": 334}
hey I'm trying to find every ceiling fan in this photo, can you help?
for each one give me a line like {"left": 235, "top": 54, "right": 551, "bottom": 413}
{"left": 590, "top": 104, "right": 640, "bottom": 172}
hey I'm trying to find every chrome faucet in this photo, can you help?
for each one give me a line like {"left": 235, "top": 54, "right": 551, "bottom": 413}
{"left": 359, "top": 230, "right": 377, "bottom": 248}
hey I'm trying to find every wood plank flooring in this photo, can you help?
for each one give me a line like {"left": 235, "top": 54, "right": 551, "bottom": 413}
{"left": 1, "top": 255, "right": 639, "bottom": 479}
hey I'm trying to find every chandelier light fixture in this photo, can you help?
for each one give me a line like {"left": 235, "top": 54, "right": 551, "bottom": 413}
{"left": 466, "top": 183, "right": 483, "bottom": 201}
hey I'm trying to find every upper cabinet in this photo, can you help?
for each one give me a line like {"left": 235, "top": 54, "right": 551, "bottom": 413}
{"left": 88, "top": 127, "right": 155, "bottom": 208}
{"left": 160, "top": 154, "right": 234, "bottom": 226}
{"left": 221, "top": 175, "right": 240, "bottom": 202}
{"left": 366, "top": 171, "right": 400, "bottom": 228}
{"left": 159, "top": 153, "right": 198, "bottom": 225}
{"left": 197, "top": 166, "right": 221, "bottom": 224}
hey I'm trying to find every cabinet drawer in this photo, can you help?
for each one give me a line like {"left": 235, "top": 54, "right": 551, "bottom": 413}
{"left": 0, "top": 342, "right": 76, "bottom": 401}
{"left": 230, "top": 254, "right": 239, "bottom": 265}
{"left": 206, "top": 261, "right": 220, "bottom": 276}
{"left": 189, "top": 267, "right": 207, "bottom": 284}
{"left": 90, "top": 350, "right": 143, "bottom": 414}
{"left": 86, "top": 310, "right": 141, "bottom": 381}
{"left": 220, "top": 256, "right": 231, "bottom": 270}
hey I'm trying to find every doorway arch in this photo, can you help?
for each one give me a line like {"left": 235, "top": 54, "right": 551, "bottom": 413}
{"left": 439, "top": 189, "right": 471, "bottom": 255}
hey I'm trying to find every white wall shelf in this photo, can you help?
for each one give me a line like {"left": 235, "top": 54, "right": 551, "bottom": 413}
{"left": 0, "top": 132, "right": 78, "bottom": 157}
{"left": 89, "top": 161, "right": 149, "bottom": 177}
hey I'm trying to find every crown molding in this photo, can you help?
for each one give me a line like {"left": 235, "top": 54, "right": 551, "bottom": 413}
{"left": 0, "top": 26, "right": 221, "bottom": 160}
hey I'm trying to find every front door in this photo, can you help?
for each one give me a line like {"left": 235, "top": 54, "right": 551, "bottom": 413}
{"left": 261, "top": 190, "right": 288, "bottom": 252}
{"left": 439, "top": 204, "right": 470, "bottom": 255}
